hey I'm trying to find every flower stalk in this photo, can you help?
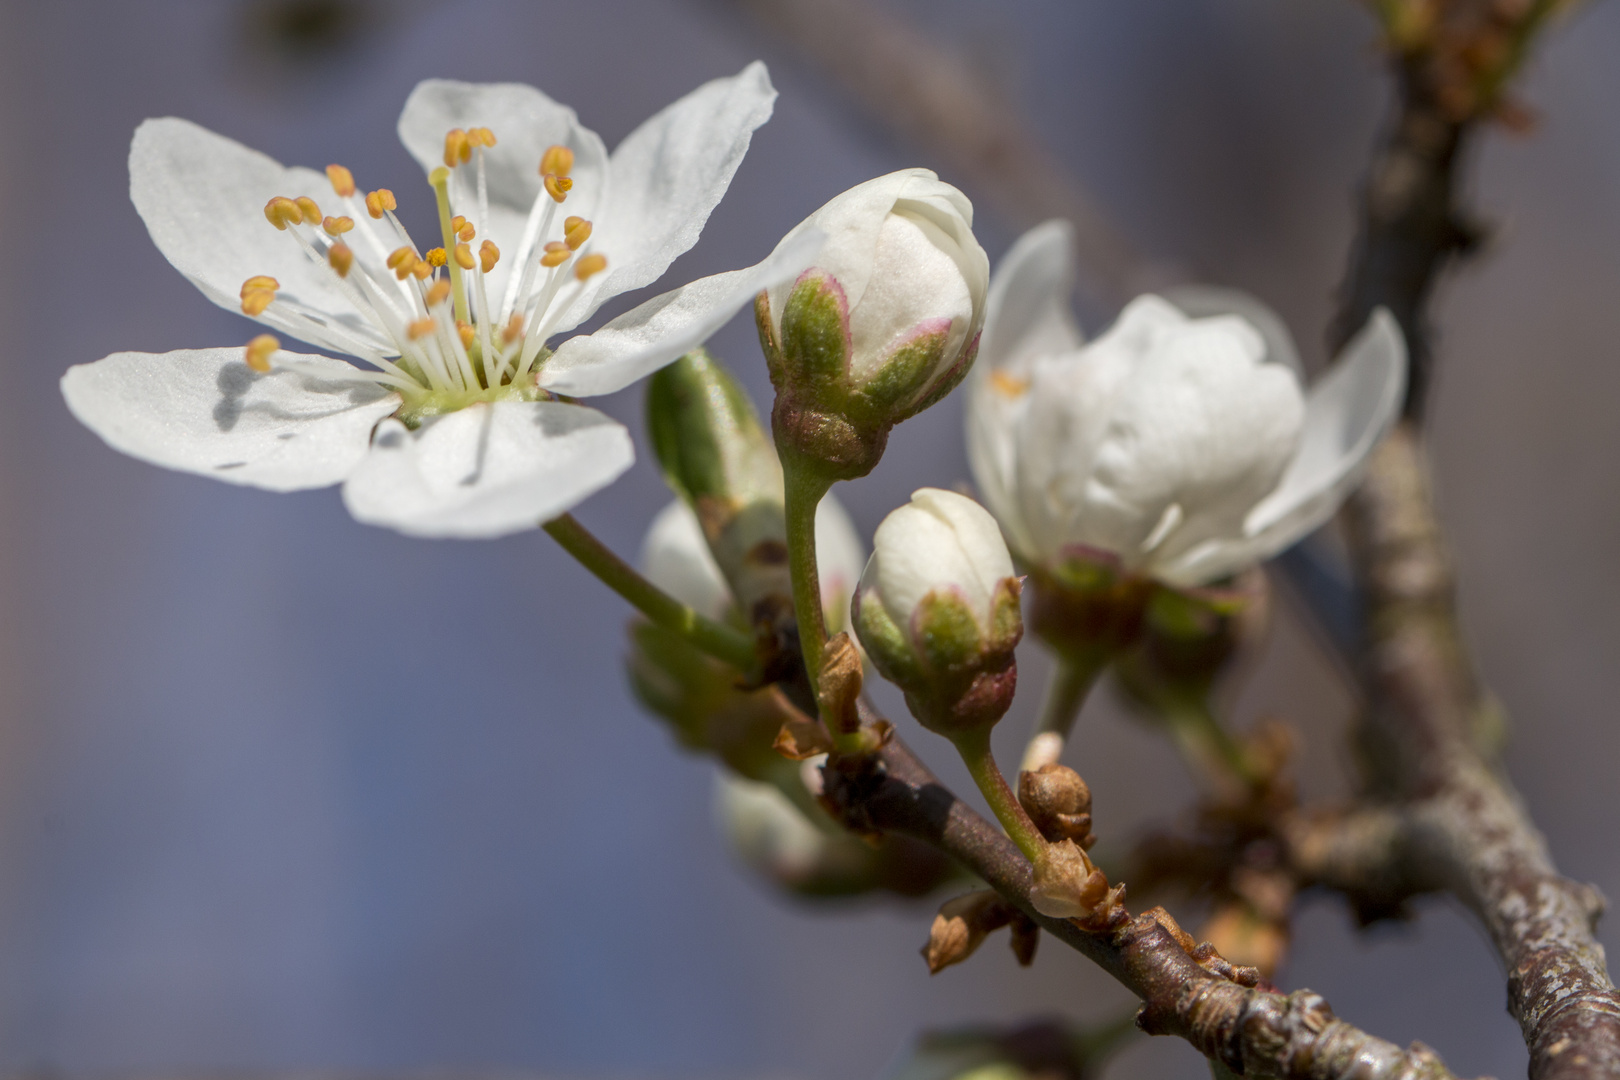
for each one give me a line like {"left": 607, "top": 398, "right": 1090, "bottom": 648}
{"left": 952, "top": 726, "right": 1045, "bottom": 863}
{"left": 544, "top": 513, "right": 760, "bottom": 678}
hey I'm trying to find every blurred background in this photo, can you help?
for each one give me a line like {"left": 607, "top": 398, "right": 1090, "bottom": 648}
{"left": 0, "top": 0, "right": 1617, "bottom": 1077}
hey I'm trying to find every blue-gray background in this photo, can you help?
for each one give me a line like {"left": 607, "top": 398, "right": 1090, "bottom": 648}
{"left": 1, "top": 1, "right": 1618, "bottom": 1077}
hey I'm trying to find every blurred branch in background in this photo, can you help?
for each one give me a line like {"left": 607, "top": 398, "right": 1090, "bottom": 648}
{"left": 718, "top": 0, "right": 1155, "bottom": 310}
{"left": 724, "top": 0, "right": 1620, "bottom": 1077}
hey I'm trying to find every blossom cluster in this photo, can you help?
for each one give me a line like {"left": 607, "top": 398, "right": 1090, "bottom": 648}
{"left": 61, "top": 63, "right": 1407, "bottom": 961}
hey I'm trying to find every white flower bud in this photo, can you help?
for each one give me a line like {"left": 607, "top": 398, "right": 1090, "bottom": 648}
{"left": 969, "top": 222, "right": 1406, "bottom": 587}
{"left": 761, "top": 170, "right": 990, "bottom": 479}
{"left": 853, "top": 489, "right": 1022, "bottom": 736}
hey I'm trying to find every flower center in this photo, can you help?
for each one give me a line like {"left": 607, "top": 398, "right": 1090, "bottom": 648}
{"left": 240, "top": 128, "right": 609, "bottom": 428}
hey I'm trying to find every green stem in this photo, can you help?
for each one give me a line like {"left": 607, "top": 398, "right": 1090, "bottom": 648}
{"left": 1161, "top": 694, "right": 1261, "bottom": 792}
{"left": 1022, "top": 651, "right": 1105, "bottom": 770}
{"left": 543, "top": 513, "right": 759, "bottom": 676}
{"left": 953, "top": 726, "right": 1045, "bottom": 862}
{"left": 783, "top": 466, "right": 842, "bottom": 721}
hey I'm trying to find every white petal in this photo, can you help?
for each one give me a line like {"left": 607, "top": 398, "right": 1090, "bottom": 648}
{"left": 587, "top": 62, "right": 777, "bottom": 312}
{"left": 641, "top": 499, "right": 734, "bottom": 620}
{"left": 815, "top": 494, "right": 867, "bottom": 633}
{"left": 1161, "top": 284, "right": 1303, "bottom": 376}
{"left": 910, "top": 488, "right": 1015, "bottom": 611}
{"left": 538, "top": 228, "right": 824, "bottom": 397}
{"left": 764, "top": 168, "right": 938, "bottom": 332}
{"left": 1086, "top": 316, "right": 1304, "bottom": 564}
{"left": 341, "top": 400, "right": 633, "bottom": 539}
{"left": 129, "top": 118, "right": 394, "bottom": 359}
{"left": 62, "top": 348, "right": 398, "bottom": 492}
{"left": 873, "top": 489, "right": 1008, "bottom": 625}
{"left": 967, "top": 220, "right": 1083, "bottom": 557}
{"left": 980, "top": 220, "right": 1083, "bottom": 370}
{"left": 395, "top": 79, "right": 609, "bottom": 309}
{"left": 1159, "top": 309, "right": 1406, "bottom": 585}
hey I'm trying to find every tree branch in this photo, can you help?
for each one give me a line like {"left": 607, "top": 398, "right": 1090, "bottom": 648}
{"left": 823, "top": 737, "right": 1472, "bottom": 1080}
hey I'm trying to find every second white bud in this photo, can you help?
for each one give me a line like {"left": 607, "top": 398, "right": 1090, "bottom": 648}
{"left": 853, "top": 488, "right": 1022, "bottom": 738}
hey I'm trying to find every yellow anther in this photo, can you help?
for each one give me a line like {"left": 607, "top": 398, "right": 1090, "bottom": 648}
{"left": 424, "top": 278, "right": 452, "bottom": 308}
{"left": 540, "top": 144, "right": 574, "bottom": 177}
{"left": 364, "top": 188, "right": 397, "bottom": 219}
{"left": 502, "top": 312, "right": 524, "bottom": 344}
{"left": 322, "top": 215, "right": 354, "bottom": 236}
{"left": 411, "top": 260, "right": 433, "bottom": 280}
{"left": 443, "top": 128, "right": 471, "bottom": 167}
{"left": 294, "top": 196, "right": 322, "bottom": 225}
{"left": 326, "top": 164, "right": 356, "bottom": 197}
{"left": 263, "top": 196, "right": 301, "bottom": 230}
{"left": 989, "top": 370, "right": 1030, "bottom": 398}
{"left": 386, "top": 246, "right": 417, "bottom": 270}
{"left": 240, "top": 288, "right": 276, "bottom": 316}
{"left": 451, "top": 215, "right": 466, "bottom": 233}
{"left": 564, "top": 215, "right": 584, "bottom": 233}
{"left": 456, "top": 320, "right": 476, "bottom": 348}
{"left": 564, "top": 218, "right": 592, "bottom": 251}
{"left": 407, "top": 317, "right": 437, "bottom": 340}
{"left": 328, "top": 242, "right": 354, "bottom": 278}
{"left": 539, "top": 241, "right": 570, "bottom": 268}
{"left": 240, "top": 275, "right": 280, "bottom": 297}
{"left": 543, "top": 174, "right": 572, "bottom": 203}
{"left": 453, "top": 243, "right": 475, "bottom": 270}
{"left": 457, "top": 222, "right": 476, "bottom": 242}
{"left": 574, "top": 253, "right": 608, "bottom": 281}
{"left": 424, "top": 247, "right": 448, "bottom": 267}
{"left": 468, "top": 127, "right": 497, "bottom": 148}
{"left": 479, "top": 240, "right": 500, "bottom": 272}
{"left": 244, "top": 333, "right": 280, "bottom": 373}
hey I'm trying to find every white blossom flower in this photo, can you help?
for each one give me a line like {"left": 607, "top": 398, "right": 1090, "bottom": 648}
{"left": 640, "top": 494, "right": 866, "bottom": 631}
{"left": 967, "top": 220, "right": 1406, "bottom": 586}
{"left": 852, "top": 489, "right": 1022, "bottom": 736}
{"left": 763, "top": 169, "right": 989, "bottom": 401}
{"left": 62, "top": 63, "right": 823, "bottom": 538}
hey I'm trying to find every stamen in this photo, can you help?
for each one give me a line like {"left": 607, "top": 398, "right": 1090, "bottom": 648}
{"left": 328, "top": 242, "right": 355, "bottom": 277}
{"left": 540, "top": 145, "right": 574, "bottom": 177}
{"left": 443, "top": 129, "right": 472, "bottom": 168}
{"left": 429, "top": 165, "right": 471, "bottom": 326}
{"left": 540, "top": 241, "right": 570, "bottom": 268}
{"left": 425, "top": 279, "right": 452, "bottom": 308}
{"left": 326, "top": 164, "right": 356, "bottom": 197}
{"left": 574, "top": 253, "right": 608, "bottom": 280}
{"left": 468, "top": 127, "right": 497, "bottom": 148}
{"left": 241, "top": 288, "right": 276, "bottom": 316}
{"left": 407, "top": 317, "right": 437, "bottom": 340}
{"left": 411, "top": 261, "right": 433, "bottom": 281}
{"left": 295, "top": 196, "right": 322, "bottom": 225}
{"left": 245, "top": 333, "right": 280, "bottom": 372}
{"left": 990, "top": 370, "right": 1030, "bottom": 398}
{"left": 240, "top": 275, "right": 280, "bottom": 296}
{"left": 564, "top": 217, "right": 592, "bottom": 250}
{"left": 479, "top": 240, "right": 500, "bottom": 272}
{"left": 456, "top": 321, "right": 476, "bottom": 349}
{"left": 453, "top": 243, "right": 476, "bottom": 270}
{"left": 503, "top": 313, "right": 524, "bottom": 344}
{"left": 364, "top": 189, "right": 397, "bottom": 219}
{"left": 264, "top": 196, "right": 302, "bottom": 230}
{"left": 387, "top": 246, "right": 419, "bottom": 279}
{"left": 322, "top": 215, "right": 355, "bottom": 236}
{"left": 543, "top": 175, "right": 572, "bottom": 203}
{"left": 458, "top": 221, "right": 476, "bottom": 242}
{"left": 424, "top": 247, "right": 449, "bottom": 267}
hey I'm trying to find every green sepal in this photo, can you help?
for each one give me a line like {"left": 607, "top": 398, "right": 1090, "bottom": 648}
{"left": 779, "top": 270, "right": 853, "bottom": 389}
{"left": 846, "top": 326, "right": 947, "bottom": 424}
{"left": 854, "top": 589, "right": 923, "bottom": 687}
{"left": 986, "top": 576, "right": 1025, "bottom": 654}
{"left": 913, "top": 587, "right": 984, "bottom": 672}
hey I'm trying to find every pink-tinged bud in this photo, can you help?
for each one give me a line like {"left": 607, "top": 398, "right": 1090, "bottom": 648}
{"left": 853, "top": 489, "right": 1022, "bottom": 736}
{"left": 759, "top": 169, "right": 989, "bottom": 481}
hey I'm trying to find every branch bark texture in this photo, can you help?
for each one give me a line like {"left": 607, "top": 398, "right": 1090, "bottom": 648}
{"left": 825, "top": 738, "right": 1469, "bottom": 1080}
